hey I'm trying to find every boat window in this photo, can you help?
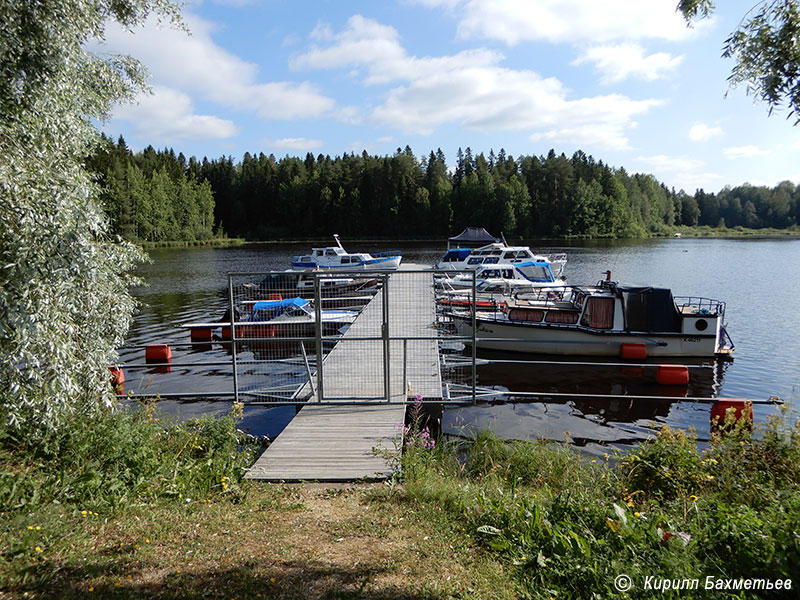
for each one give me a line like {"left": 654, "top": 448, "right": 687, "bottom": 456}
{"left": 581, "top": 297, "right": 615, "bottom": 329}
{"left": 484, "top": 257, "right": 499, "bottom": 264}
{"left": 314, "top": 251, "right": 323, "bottom": 257}
{"left": 545, "top": 311, "right": 579, "bottom": 324}
{"left": 521, "top": 264, "right": 554, "bottom": 282}
{"left": 508, "top": 308, "right": 544, "bottom": 322}
{"left": 503, "top": 269, "right": 513, "bottom": 279}
{"left": 468, "top": 257, "right": 484, "bottom": 265}
{"left": 326, "top": 249, "right": 337, "bottom": 257}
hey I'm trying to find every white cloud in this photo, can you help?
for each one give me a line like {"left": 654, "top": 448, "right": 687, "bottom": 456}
{"left": 293, "top": 16, "right": 660, "bottom": 149}
{"left": 637, "top": 154, "right": 704, "bottom": 172}
{"left": 688, "top": 123, "right": 723, "bottom": 142}
{"left": 112, "top": 87, "right": 238, "bottom": 140}
{"left": 266, "top": 137, "right": 324, "bottom": 151}
{"left": 724, "top": 145, "right": 770, "bottom": 159}
{"left": 100, "top": 12, "right": 335, "bottom": 122}
{"left": 572, "top": 44, "right": 683, "bottom": 84}
{"left": 416, "top": 0, "right": 700, "bottom": 46}
{"left": 635, "top": 154, "right": 721, "bottom": 191}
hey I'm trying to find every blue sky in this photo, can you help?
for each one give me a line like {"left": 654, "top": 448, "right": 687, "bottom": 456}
{"left": 99, "top": 0, "right": 800, "bottom": 193}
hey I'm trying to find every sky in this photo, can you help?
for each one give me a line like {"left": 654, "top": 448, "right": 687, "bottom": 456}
{"left": 98, "top": 0, "right": 800, "bottom": 193}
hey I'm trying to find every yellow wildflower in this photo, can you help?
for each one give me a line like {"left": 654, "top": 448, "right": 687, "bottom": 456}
{"left": 690, "top": 495, "right": 698, "bottom": 502}
{"left": 35, "top": 546, "right": 43, "bottom": 552}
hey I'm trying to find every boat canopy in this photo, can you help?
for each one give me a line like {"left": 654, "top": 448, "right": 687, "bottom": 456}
{"left": 250, "top": 297, "right": 309, "bottom": 316}
{"left": 617, "top": 286, "right": 682, "bottom": 332}
{"left": 440, "top": 248, "right": 472, "bottom": 261}
{"left": 448, "top": 227, "right": 498, "bottom": 248}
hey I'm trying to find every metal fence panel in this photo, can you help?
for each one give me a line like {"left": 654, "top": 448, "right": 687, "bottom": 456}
{"left": 225, "top": 269, "right": 475, "bottom": 404}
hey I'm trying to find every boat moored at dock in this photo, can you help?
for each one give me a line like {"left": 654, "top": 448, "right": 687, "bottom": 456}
{"left": 181, "top": 297, "right": 358, "bottom": 341}
{"left": 450, "top": 277, "right": 734, "bottom": 358}
{"left": 291, "top": 235, "right": 402, "bottom": 271}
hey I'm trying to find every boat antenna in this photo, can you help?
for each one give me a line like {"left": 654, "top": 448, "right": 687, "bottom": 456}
{"left": 500, "top": 231, "right": 508, "bottom": 245}
{"left": 333, "top": 234, "right": 344, "bottom": 250}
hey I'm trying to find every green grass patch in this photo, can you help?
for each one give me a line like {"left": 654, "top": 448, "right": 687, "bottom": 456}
{"left": 397, "top": 416, "right": 800, "bottom": 598}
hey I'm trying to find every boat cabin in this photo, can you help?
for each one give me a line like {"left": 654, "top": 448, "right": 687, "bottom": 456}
{"left": 508, "top": 284, "right": 725, "bottom": 335}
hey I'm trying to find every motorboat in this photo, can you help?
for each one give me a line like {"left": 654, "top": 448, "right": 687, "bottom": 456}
{"left": 240, "top": 271, "right": 380, "bottom": 302}
{"left": 291, "top": 235, "right": 402, "bottom": 271}
{"left": 449, "top": 277, "right": 734, "bottom": 358}
{"left": 437, "top": 260, "right": 565, "bottom": 292}
{"left": 436, "top": 261, "right": 566, "bottom": 311}
{"left": 181, "top": 297, "right": 358, "bottom": 341}
{"left": 435, "top": 240, "right": 567, "bottom": 278}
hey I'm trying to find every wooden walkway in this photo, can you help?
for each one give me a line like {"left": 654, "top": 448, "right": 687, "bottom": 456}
{"left": 246, "top": 267, "right": 442, "bottom": 481}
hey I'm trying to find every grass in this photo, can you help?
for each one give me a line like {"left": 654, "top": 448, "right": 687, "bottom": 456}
{"left": 1, "top": 403, "right": 799, "bottom": 599}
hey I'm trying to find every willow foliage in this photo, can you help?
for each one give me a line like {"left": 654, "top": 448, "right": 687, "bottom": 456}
{"left": 0, "top": 1, "right": 179, "bottom": 435}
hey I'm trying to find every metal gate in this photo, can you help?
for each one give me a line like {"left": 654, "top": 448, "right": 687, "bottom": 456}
{"left": 226, "top": 269, "right": 477, "bottom": 405}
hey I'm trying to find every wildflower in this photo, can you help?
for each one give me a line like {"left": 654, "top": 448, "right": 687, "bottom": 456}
{"left": 705, "top": 474, "right": 715, "bottom": 481}
{"left": 35, "top": 526, "right": 41, "bottom": 531}
{"left": 88, "top": 587, "right": 94, "bottom": 592}
{"left": 591, "top": 459, "right": 597, "bottom": 463}
{"left": 146, "top": 539, "right": 150, "bottom": 544}
{"left": 35, "top": 546, "right": 43, "bottom": 552}
{"left": 689, "top": 495, "right": 698, "bottom": 502}
{"left": 634, "top": 512, "right": 640, "bottom": 517}
{"left": 27, "top": 526, "right": 33, "bottom": 530}
{"left": 604, "top": 453, "right": 610, "bottom": 461}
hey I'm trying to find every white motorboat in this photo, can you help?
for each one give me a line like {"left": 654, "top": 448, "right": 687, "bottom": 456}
{"left": 437, "top": 260, "right": 565, "bottom": 292}
{"left": 435, "top": 239, "right": 567, "bottom": 278}
{"left": 181, "top": 297, "right": 358, "bottom": 341}
{"left": 291, "top": 235, "right": 402, "bottom": 271}
{"left": 449, "top": 278, "right": 734, "bottom": 358}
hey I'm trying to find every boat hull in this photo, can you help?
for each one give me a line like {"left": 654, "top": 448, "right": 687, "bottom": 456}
{"left": 454, "top": 315, "right": 724, "bottom": 357}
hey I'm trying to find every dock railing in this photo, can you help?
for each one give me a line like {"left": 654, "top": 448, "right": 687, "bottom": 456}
{"left": 223, "top": 268, "right": 477, "bottom": 405}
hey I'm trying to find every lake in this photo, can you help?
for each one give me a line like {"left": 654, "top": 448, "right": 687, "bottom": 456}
{"left": 120, "top": 237, "right": 800, "bottom": 454}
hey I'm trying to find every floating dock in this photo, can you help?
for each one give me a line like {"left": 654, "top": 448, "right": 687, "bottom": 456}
{"left": 246, "top": 267, "right": 442, "bottom": 481}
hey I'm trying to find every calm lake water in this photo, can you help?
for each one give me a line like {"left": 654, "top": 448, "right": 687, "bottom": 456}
{"left": 121, "top": 237, "right": 800, "bottom": 454}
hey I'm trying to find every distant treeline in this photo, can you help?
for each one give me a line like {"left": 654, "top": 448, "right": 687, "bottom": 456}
{"left": 89, "top": 137, "right": 216, "bottom": 242}
{"left": 90, "top": 137, "right": 800, "bottom": 242}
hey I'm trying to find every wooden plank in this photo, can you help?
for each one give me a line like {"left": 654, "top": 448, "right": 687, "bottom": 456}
{"left": 246, "top": 268, "right": 442, "bottom": 482}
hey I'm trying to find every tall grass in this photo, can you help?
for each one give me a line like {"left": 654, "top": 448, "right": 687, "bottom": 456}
{"left": 0, "top": 401, "right": 258, "bottom": 514}
{"left": 398, "top": 415, "right": 800, "bottom": 598}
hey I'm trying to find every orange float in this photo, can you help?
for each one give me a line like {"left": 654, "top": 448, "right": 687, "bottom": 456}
{"left": 710, "top": 399, "right": 753, "bottom": 428}
{"left": 145, "top": 344, "right": 172, "bottom": 363}
{"left": 109, "top": 366, "right": 125, "bottom": 395}
{"left": 620, "top": 343, "right": 647, "bottom": 359}
{"left": 655, "top": 365, "right": 689, "bottom": 386}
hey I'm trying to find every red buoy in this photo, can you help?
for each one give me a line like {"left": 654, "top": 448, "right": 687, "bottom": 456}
{"left": 145, "top": 344, "right": 172, "bottom": 363}
{"left": 655, "top": 365, "right": 689, "bottom": 386}
{"left": 190, "top": 327, "right": 213, "bottom": 342}
{"left": 620, "top": 343, "right": 647, "bottom": 359}
{"left": 109, "top": 366, "right": 125, "bottom": 395}
{"left": 710, "top": 399, "right": 754, "bottom": 429}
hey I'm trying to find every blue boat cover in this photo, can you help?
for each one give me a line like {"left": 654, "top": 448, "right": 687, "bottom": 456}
{"left": 442, "top": 248, "right": 472, "bottom": 260}
{"left": 251, "top": 297, "right": 308, "bottom": 311}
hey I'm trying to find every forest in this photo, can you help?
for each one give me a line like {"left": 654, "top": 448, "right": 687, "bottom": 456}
{"left": 89, "top": 136, "right": 800, "bottom": 242}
